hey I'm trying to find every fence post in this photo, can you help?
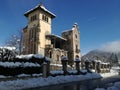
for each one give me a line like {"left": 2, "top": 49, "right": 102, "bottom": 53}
{"left": 85, "top": 61, "right": 89, "bottom": 71}
{"left": 44, "top": 57, "right": 51, "bottom": 77}
{"left": 74, "top": 58, "right": 81, "bottom": 74}
{"left": 46, "top": 61, "right": 50, "bottom": 76}
{"left": 61, "top": 56, "right": 68, "bottom": 75}
{"left": 43, "top": 62, "right": 47, "bottom": 78}
{"left": 96, "top": 62, "right": 101, "bottom": 73}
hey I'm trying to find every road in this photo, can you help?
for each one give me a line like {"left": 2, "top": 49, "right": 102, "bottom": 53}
{"left": 26, "top": 75, "right": 120, "bottom": 90}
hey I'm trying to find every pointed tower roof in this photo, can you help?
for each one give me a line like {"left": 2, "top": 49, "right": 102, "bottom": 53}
{"left": 24, "top": 3, "right": 56, "bottom": 18}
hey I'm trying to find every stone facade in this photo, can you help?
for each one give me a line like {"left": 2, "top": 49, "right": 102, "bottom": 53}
{"left": 23, "top": 3, "right": 81, "bottom": 65}
{"left": 62, "top": 23, "right": 81, "bottom": 65}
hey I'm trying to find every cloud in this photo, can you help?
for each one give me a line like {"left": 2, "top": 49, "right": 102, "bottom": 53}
{"left": 100, "top": 41, "right": 120, "bottom": 53}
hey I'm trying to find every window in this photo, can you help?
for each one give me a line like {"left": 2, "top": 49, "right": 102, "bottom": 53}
{"left": 42, "top": 14, "right": 49, "bottom": 22}
{"left": 76, "top": 55, "right": 79, "bottom": 58}
{"left": 75, "top": 34, "right": 77, "bottom": 38}
{"left": 30, "top": 14, "right": 37, "bottom": 22}
{"left": 76, "top": 45, "right": 78, "bottom": 51}
{"left": 57, "top": 55, "right": 59, "bottom": 61}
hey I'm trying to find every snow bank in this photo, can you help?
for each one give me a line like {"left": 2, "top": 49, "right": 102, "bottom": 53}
{"left": 0, "top": 72, "right": 101, "bottom": 90}
{"left": 0, "top": 68, "right": 118, "bottom": 90}
{"left": 100, "top": 70, "right": 118, "bottom": 78}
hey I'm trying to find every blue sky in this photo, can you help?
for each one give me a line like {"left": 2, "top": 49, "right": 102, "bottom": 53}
{"left": 0, "top": 0, "right": 120, "bottom": 55}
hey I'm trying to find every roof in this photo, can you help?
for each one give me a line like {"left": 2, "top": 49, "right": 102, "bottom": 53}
{"left": 46, "top": 34, "right": 67, "bottom": 41}
{"left": 62, "top": 29, "right": 72, "bottom": 33}
{"left": 62, "top": 23, "right": 79, "bottom": 33}
{"left": 24, "top": 3, "right": 56, "bottom": 18}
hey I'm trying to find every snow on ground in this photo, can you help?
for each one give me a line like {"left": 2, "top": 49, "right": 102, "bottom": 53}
{"left": 0, "top": 69, "right": 118, "bottom": 90}
{"left": 100, "top": 69, "right": 118, "bottom": 78}
{"left": 95, "top": 69, "right": 119, "bottom": 90}
{"left": 0, "top": 72, "right": 101, "bottom": 90}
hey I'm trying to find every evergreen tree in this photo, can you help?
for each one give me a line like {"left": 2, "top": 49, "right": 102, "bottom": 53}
{"left": 109, "top": 53, "right": 118, "bottom": 66}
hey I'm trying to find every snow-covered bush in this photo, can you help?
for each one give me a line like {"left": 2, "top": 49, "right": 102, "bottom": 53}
{"left": 0, "top": 61, "right": 42, "bottom": 76}
{"left": 0, "top": 47, "right": 17, "bottom": 61}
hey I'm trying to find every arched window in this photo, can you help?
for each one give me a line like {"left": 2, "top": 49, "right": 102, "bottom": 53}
{"left": 76, "top": 55, "right": 79, "bottom": 58}
{"left": 75, "top": 34, "right": 77, "bottom": 38}
{"left": 57, "top": 55, "right": 59, "bottom": 61}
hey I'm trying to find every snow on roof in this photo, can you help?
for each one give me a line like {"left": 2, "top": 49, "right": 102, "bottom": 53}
{"left": 62, "top": 29, "right": 72, "bottom": 33}
{"left": 47, "top": 34, "right": 67, "bottom": 41}
{"left": 24, "top": 3, "right": 56, "bottom": 18}
{"left": 62, "top": 23, "right": 79, "bottom": 33}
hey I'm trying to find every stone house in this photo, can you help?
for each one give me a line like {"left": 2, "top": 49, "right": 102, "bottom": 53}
{"left": 23, "top": 3, "right": 81, "bottom": 65}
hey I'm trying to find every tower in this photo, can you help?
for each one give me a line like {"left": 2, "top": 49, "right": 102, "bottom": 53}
{"left": 23, "top": 3, "right": 55, "bottom": 55}
{"left": 62, "top": 23, "right": 81, "bottom": 65}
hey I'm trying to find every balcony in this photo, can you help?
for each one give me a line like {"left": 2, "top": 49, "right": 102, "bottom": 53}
{"left": 45, "top": 44, "right": 53, "bottom": 48}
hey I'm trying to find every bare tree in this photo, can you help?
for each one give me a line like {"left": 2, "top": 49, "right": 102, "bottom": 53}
{"left": 5, "top": 30, "right": 23, "bottom": 55}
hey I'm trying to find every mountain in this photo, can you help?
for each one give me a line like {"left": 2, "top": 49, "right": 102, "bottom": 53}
{"left": 82, "top": 49, "right": 120, "bottom": 64}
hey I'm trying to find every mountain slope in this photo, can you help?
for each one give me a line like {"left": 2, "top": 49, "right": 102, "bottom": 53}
{"left": 82, "top": 49, "right": 113, "bottom": 62}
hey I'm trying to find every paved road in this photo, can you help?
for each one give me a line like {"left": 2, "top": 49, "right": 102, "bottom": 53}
{"left": 26, "top": 75, "right": 120, "bottom": 90}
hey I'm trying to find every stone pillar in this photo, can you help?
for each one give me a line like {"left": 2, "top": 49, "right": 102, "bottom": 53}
{"left": 42, "top": 57, "right": 51, "bottom": 77}
{"left": 74, "top": 58, "right": 81, "bottom": 74}
{"left": 108, "top": 64, "right": 110, "bottom": 72}
{"left": 44, "top": 57, "right": 51, "bottom": 77}
{"left": 96, "top": 62, "right": 101, "bottom": 73}
{"left": 101, "top": 63, "right": 103, "bottom": 73}
{"left": 61, "top": 56, "right": 68, "bottom": 75}
{"left": 46, "top": 61, "right": 50, "bottom": 76}
{"left": 85, "top": 61, "right": 91, "bottom": 72}
{"left": 92, "top": 61, "right": 95, "bottom": 69}
{"left": 43, "top": 62, "right": 47, "bottom": 78}
{"left": 95, "top": 62, "right": 97, "bottom": 73}
{"left": 75, "top": 61, "right": 80, "bottom": 74}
